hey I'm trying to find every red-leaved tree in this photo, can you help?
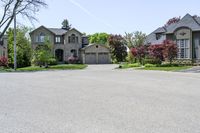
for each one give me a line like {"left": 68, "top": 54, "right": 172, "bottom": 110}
{"left": 130, "top": 45, "right": 148, "bottom": 64}
{"left": 163, "top": 40, "right": 178, "bottom": 64}
{"left": 148, "top": 44, "right": 164, "bottom": 64}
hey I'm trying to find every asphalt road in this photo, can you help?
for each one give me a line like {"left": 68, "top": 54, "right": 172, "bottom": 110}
{"left": 0, "top": 65, "right": 200, "bottom": 133}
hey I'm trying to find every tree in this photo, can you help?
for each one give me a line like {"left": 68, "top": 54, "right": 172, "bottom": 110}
{"left": 32, "top": 39, "right": 54, "bottom": 67}
{"left": 165, "top": 16, "right": 181, "bottom": 27}
{"left": 163, "top": 40, "right": 178, "bottom": 64}
{"left": 7, "top": 26, "right": 32, "bottom": 68}
{"left": 0, "top": 0, "right": 47, "bottom": 39}
{"left": 130, "top": 45, "right": 148, "bottom": 64}
{"left": 62, "top": 19, "right": 71, "bottom": 30}
{"left": 148, "top": 44, "right": 164, "bottom": 64}
{"left": 124, "top": 32, "right": 134, "bottom": 48}
{"left": 88, "top": 33, "right": 109, "bottom": 45}
{"left": 124, "top": 31, "right": 146, "bottom": 48}
{"left": 133, "top": 31, "right": 146, "bottom": 47}
{"left": 108, "top": 35, "right": 127, "bottom": 62}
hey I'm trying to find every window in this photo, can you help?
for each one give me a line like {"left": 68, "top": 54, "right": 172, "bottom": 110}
{"left": 156, "top": 33, "right": 162, "bottom": 40}
{"left": 177, "top": 39, "right": 190, "bottom": 59}
{"left": 36, "top": 32, "right": 45, "bottom": 43}
{"left": 55, "top": 36, "right": 61, "bottom": 43}
{"left": 68, "top": 34, "right": 78, "bottom": 43}
{"left": 71, "top": 49, "right": 77, "bottom": 57}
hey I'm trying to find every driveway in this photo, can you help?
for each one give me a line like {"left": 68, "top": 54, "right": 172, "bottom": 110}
{"left": 0, "top": 65, "right": 200, "bottom": 133}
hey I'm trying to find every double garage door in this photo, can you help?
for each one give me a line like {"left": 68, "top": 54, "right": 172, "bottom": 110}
{"left": 85, "top": 53, "right": 110, "bottom": 64}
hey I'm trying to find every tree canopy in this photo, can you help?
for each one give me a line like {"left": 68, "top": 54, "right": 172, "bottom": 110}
{"left": 6, "top": 26, "right": 32, "bottom": 68}
{"left": 0, "top": 0, "right": 47, "bottom": 39}
{"left": 88, "top": 33, "right": 109, "bottom": 45}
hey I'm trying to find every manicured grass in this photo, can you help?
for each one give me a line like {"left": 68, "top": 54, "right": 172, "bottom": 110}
{"left": 138, "top": 66, "right": 192, "bottom": 71}
{"left": 119, "top": 63, "right": 141, "bottom": 69}
{"left": 0, "top": 64, "right": 87, "bottom": 72}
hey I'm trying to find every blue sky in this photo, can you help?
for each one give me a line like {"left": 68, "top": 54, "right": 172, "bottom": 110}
{"left": 13, "top": 0, "right": 200, "bottom": 35}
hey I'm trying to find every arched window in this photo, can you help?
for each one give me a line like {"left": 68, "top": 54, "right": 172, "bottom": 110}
{"left": 68, "top": 34, "right": 78, "bottom": 43}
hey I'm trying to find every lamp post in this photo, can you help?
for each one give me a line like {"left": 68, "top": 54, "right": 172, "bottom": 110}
{"left": 14, "top": 12, "right": 17, "bottom": 70}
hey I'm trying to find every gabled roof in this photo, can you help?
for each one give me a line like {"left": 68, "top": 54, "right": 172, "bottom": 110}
{"left": 30, "top": 26, "right": 83, "bottom": 36}
{"left": 154, "top": 27, "right": 166, "bottom": 33}
{"left": 67, "top": 28, "right": 83, "bottom": 35}
{"left": 47, "top": 28, "right": 67, "bottom": 35}
{"left": 166, "top": 14, "right": 200, "bottom": 33}
{"left": 145, "top": 13, "right": 200, "bottom": 44}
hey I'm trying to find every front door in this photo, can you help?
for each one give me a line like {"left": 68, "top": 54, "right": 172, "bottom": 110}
{"left": 55, "top": 49, "right": 64, "bottom": 62}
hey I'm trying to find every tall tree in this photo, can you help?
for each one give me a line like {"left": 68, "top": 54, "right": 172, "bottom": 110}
{"left": 133, "top": 31, "right": 146, "bottom": 47}
{"left": 124, "top": 32, "right": 134, "bottom": 48}
{"left": 7, "top": 26, "right": 32, "bottom": 68}
{"left": 108, "top": 35, "right": 127, "bottom": 62}
{"left": 0, "top": 0, "right": 47, "bottom": 39}
{"left": 62, "top": 19, "right": 71, "bottom": 30}
{"left": 89, "top": 33, "right": 109, "bottom": 45}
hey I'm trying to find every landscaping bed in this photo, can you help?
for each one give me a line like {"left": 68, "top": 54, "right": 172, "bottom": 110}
{"left": 0, "top": 64, "right": 87, "bottom": 72}
{"left": 119, "top": 63, "right": 192, "bottom": 72}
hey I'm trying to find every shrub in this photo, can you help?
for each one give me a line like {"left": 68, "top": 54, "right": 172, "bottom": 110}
{"left": 126, "top": 52, "right": 136, "bottom": 63}
{"left": 128, "top": 63, "right": 141, "bottom": 67}
{"left": 148, "top": 44, "right": 164, "bottom": 64}
{"left": 48, "top": 58, "right": 57, "bottom": 65}
{"left": 0, "top": 56, "right": 8, "bottom": 67}
{"left": 68, "top": 56, "right": 79, "bottom": 64}
{"left": 144, "top": 57, "right": 161, "bottom": 65}
{"left": 130, "top": 46, "right": 148, "bottom": 65}
{"left": 144, "top": 63, "right": 156, "bottom": 67}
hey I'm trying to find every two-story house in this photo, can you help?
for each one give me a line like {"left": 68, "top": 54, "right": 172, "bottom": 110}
{"left": 30, "top": 26, "right": 111, "bottom": 64}
{"left": 0, "top": 34, "right": 8, "bottom": 58}
{"left": 145, "top": 14, "right": 200, "bottom": 63}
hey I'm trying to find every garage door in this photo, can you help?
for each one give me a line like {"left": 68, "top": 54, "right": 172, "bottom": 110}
{"left": 85, "top": 53, "right": 96, "bottom": 64}
{"left": 98, "top": 53, "right": 110, "bottom": 64}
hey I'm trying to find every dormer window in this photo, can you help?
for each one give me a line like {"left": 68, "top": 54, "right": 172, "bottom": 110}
{"left": 68, "top": 34, "right": 78, "bottom": 43}
{"left": 156, "top": 33, "right": 162, "bottom": 40}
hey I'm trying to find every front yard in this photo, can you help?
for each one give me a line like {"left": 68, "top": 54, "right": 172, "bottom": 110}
{"left": 119, "top": 63, "right": 192, "bottom": 72}
{"left": 0, "top": 64, "right": 87, "bottom": 72}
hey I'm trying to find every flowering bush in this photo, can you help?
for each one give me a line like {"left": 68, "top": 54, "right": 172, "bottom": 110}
{"left": 67, "top": 56, "right": 79, "bottom": 64}
{"left": 148, "top": 44, "right": 164, "bottom": 64}
{"left": 163, "top": 40, "right": 178, "bottom": 64}
{"left": 130, "top": 45, "right": 148, "bottom": 64}
{"left": 0, "top": 56, "right": 8, "bottom": 67}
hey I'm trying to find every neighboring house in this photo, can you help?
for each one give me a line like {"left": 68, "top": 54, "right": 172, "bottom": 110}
{"left": 0, "top": 34, "right": 8, "bottom": 58}
{"left": 146, "top": 14, "right": 200, "bottom": 63}
{"left": 30, "top": 26, "right": 111, "bottom": 64}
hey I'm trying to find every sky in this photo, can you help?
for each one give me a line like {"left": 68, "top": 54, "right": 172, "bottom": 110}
{"left": 3, "top": 0, "right": 200, "bottom": 35}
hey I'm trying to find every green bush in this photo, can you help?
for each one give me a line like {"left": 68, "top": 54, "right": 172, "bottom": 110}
{"left": 128, "top": 63, "right": 141, "bottom": 67}
{"left": 144, "top": 63, "right": 156, "bottom": 67}
{"left": 48, "top": 58, "right": 57, "bottom": 65}
{"left": 144, "top": 57, "right": 161, "bottom": 65}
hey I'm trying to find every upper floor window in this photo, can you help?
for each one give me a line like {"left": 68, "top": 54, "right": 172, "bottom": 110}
{"left": 156, "top": 33, "right": 162, "bottom": 40}
{"left": 36, "top": 32, "right": 46, "bottom": 43}
{"left": 55, "top": 36, "right": 61, "bottom": 43}
{"left": 68, "top": 34, "right": 78, "bottom": 43}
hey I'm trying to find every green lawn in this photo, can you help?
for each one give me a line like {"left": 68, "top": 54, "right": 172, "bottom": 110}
{"left": 0, "top": 64, "right": 87, "bottom": 72}
{"left": 119, "top": 63, "right": 192, "bottom": 72}
{"left": 138, "top": 66, "right": 192, "bottom": 71}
